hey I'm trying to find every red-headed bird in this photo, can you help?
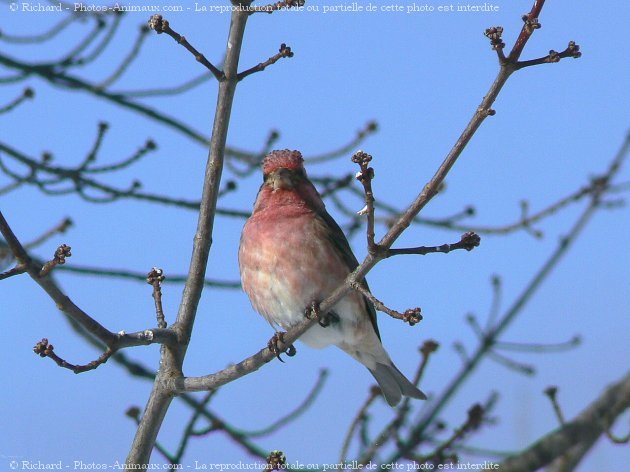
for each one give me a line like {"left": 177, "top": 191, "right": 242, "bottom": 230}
{"left": 239, "top": 150, "right": 426, "bottom": 406}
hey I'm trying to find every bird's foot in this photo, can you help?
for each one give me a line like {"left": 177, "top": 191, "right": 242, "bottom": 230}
{"left": 267, "top": 331, "right": 296, "bottom": 362}
{"left": 305, "top": 301, "right": 338, "bottom": 328}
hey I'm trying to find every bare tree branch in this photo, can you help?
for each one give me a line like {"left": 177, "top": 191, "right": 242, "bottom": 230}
{"left": 0, "top": 211, "right": 178, "bottom": 354}
{"left": 126, "top": 4, "right": 254, "bottom": 464}
{"left": 500, "top": 372, "right": 630, "bottom": 471}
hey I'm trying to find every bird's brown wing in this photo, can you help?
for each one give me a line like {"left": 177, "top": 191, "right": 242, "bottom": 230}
{"left": 310, "top": 191, "right": 381, "bottom": 340}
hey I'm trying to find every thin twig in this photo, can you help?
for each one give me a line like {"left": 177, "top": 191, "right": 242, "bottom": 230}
{"left": 351, "top": 281, "right": 422, "bottom": 326}
{"left": 465, "top": 313, "right": 485, "bottom": 340}
{"left": 97, "top": 25, "right": 150, "bottom": 89}
{"left": 147, "top": 268, "right": 167, "bottom": 329}
{"left": 237, "top": 43, "right": 294, "bottom": 81}
{"left": 172, "top": 392, "right": 216, "bottom": 462}
{"left": 495, "top": 336, "right": 581, "bottom": 353}
{"left": 0, "top": 179, "right": 24, "bottom": 195}
{"left": 85, "top": 139, "right": 157, "bottom": 174}
{"left": 115, "top": 72, "right": 211, "bottom": 97}
{"left": 147, "top": 15, "right": 223, "bottom": 80}
{"left": 39, "top": 244, "right": 72, "bottom": 277}
{"left": 240, "top": 369, "right": 329, "bottom": 437}
{"left": 314, "top": 173, "right": 355, "bottom": 198}
{"left": 411, "top": 403, "right": 486, "bottom": 465}
{"left": 487, "top": 350, "right": 535, "bottom": 376}
{"left": 352, "top": 151, "right": 377, "bottom": 252}
{"left": 415, "top": 340, "right": 440, "bottom": 389}
{"left": 78, "top": 121, "right": 109, "bottom": 170}
{"left": 516, "top": 41, "right": 581, "bottom": 70}
{"left": 0, "top": 263, "right": 27, "bottom": 280}
{"left": 485, "top": 275, "right": 502, "bottom": 331}
{"left": 0, "top": 14, "right": 77, "bottom": 44}
{"left": 453, "top": 341, "right": 469, "bottom": 365}
{"left": 33, "top": 338, "right": 115, "bottom": 374}
{"left": 386, "top": 232, "right": 480, "bottom": 257}
{"left": 0, "top": 87, "right": 34, "bottom": 114}
{"left": 55, "top": 15, "right": 110, "bottom": 67}
{"left": 544, "top": 386, "right": 566, "bottom": 425}
{"left": 339, "top": 387, "right": 380, "bottom": 462}
{"left": 24, "top": 217, "right": 73, "bottom": 250}
{"left": 307, "top": 122, "right": 378, "bottom": 163}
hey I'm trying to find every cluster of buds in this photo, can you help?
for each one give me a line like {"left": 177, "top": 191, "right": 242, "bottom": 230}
{"left": 484, "top": 26, "right": 505, "bottom": 50}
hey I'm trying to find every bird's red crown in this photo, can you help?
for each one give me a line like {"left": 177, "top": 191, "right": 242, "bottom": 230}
{"left": 262, "top": 150, "right": 304, "bottom": 176}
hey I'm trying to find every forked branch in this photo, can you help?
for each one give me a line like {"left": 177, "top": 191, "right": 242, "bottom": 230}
{"left": 147, "top": 15, "right": 223, "bottom": 80}
{"left": 0, "top": 211, "right": 178, "bottom": 373}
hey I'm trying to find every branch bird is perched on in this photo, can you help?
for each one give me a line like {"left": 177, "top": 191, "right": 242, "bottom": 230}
{"left": 239, "top": 150, "right": 426, "bottom": 406}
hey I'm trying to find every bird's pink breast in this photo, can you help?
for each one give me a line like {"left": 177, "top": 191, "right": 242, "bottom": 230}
{"left": 241, "top": 205, "right": 335, "bottom": 318}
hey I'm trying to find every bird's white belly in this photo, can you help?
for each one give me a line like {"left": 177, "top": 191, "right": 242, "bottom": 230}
{"left": 244, "top": 268, "right": 362, "bottom": 349}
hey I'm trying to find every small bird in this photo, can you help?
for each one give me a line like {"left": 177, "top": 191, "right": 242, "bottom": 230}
{"left": 238, "top": 150, "right": 426, "bottom": 406}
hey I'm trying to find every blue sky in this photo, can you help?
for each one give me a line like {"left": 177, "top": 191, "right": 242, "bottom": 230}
{"left": 1, "top": 0, "right": 629, "bottom": 470}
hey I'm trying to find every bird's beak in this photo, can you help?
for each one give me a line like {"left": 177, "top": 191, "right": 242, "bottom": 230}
{"left": 267, "top": 168, "right": 295, "bottom": 191}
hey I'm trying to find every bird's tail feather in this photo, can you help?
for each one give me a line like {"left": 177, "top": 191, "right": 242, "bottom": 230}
{"left": 369, "top": 362, "right": 427, "bottom": 407}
